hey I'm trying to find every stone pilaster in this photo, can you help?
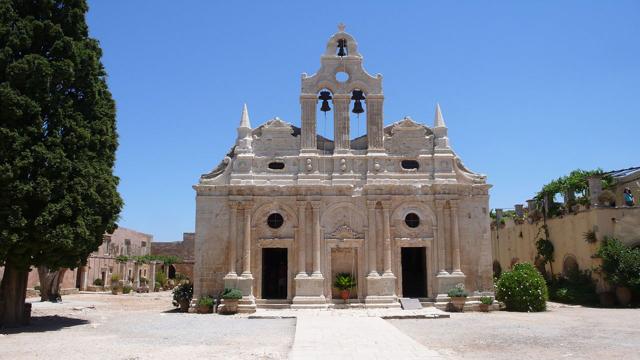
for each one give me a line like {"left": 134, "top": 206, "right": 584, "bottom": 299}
{"left": 300, "top": 94, "right": 317, "bottom": 152}
{"left": 450, "top": 200, "right": 463, "bottom": 276}
{"left": 296, "top": 201, "right": 307, "bottom": 277}
{"left": 235, "top": 202, "right": 255, "bottom": 313}
{"left": 311, "top": 201, "right": 323, "bottom": 278}
{"left": 435, "top": 200, "right": 447, "bottom": 275}
{"left": 224, "top": 201, "right": 238, "bottom": 279}
{"left": 292, "top": 200, "right": 326, "bottom": 308}
{"left": 333, "top": 94, "right": 350, "bottom": 153}
{"left": 366, "top": 200, "right": 378, "bottom": 277}
{"left": 381, "top": 201, "right": 394, "bottom": 277}
{"left": 366, "top": 94, "right": 384, "bottom": 151}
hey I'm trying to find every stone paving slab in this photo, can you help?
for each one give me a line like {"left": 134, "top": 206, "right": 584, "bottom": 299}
{"left": 246, "top": 306, "right": 450, "bottom": 320}
{"left": 289, "top": 315, "right": 445, "bottom": 359}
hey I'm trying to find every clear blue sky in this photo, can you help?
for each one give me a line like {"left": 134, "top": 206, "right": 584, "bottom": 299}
{"left": 86, "top": 1, "right": 640, "bottom": 242}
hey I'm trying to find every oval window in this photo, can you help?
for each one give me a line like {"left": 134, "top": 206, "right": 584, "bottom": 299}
{"left": 405, "top": 213, "right": 420, "bottom": 228}
{"left": 267, "top": 213, "right": 284, "bottom": 229}
{"left": 401, "top": 160, "right": 420, "bottom": 170}
{"left": 268, "top": 162, "right": 285, "bottom": 170}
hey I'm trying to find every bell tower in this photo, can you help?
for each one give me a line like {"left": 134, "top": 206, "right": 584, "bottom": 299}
{"left": 300, "top": 24, "right": 384, "bottom": 154}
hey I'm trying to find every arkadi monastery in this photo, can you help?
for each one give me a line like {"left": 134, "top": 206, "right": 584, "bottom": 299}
{"left": 193, "top": 25, "right": 493, "bottom": 311}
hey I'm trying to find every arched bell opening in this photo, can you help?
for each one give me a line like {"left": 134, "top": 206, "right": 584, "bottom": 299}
{"left": 317, "top": 88, "right": 335, "bottom": 154}
{"left": 336, "top": 38, "right": 349, "bottom": 57}
{"left": 349, "top": 89, "right": 366, "bottom": 141}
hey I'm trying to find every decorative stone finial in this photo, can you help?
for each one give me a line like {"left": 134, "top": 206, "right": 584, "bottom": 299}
{"left": 434, "top": 103, "right": 446, "bottom": 128}
{"left": 239, "top": 103, "right": 251, "bottom": 129}
{"left": 338, "top": 23, "right": 346, "bottom": 32}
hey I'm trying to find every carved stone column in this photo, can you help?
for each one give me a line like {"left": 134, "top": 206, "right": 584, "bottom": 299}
{"left": 300, "top": 94, "right": 317, "bottom": 152}
{"left": 381, "top": 201, "right": 393, "bottom": 277}
{"left": 366, "top": 94, "right": 384, "bottom": 151}
{"left": 225, "top": 201, "right": 238, "bottom": 278}
{"left": 333, "top": 94, "right": 350, "bottom": 152}
{"left": 435, "top": 200, "right": 448, "bottom": 275}
{"left": 311, "top": 201, "right": 323, "bottom": 277}
{"left": 366, "top": 201, "right": 378, "bottom": 276}
{"left": 451, "top": 200, "right": 463, "bottom": 275}
{"left": 296, "top": 201, "right": 307, "bottom": 277}
{"left": 241, "top": 203, "right": 252, "bottom": 278}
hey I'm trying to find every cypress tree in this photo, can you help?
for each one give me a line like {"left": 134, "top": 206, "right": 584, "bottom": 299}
{"left": 0, "top": 0, "right": 122, "bottom": 327}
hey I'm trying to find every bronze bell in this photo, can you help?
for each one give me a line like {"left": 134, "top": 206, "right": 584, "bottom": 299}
{"left": 351, "top": 90, "right": 365, "bottom": 114}
{"left": 337, "top": 39, "right": 347, "bottom": 57}
{"left": 318, "top": 91, "right": 332, "bottom": 112}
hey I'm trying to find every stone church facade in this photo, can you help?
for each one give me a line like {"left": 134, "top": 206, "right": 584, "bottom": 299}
{"left": 193, "top": 26, "right": 493, "bottom": 311}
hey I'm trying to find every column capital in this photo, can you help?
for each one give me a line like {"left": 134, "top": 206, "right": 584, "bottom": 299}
{"left": 300, "top": 94, "right": 317, "bottom": 100}
{"left": 435, "top": 199, "right": 447, "bottom": 208}
{"left": 296, "top": 200, "right": 307, "bottom": 209}
{"left": 366, "top": 200, "right": 378, "bottom": 209}
{"left": 381, "top": 200, "right": 392, "bottom": 209}
{"left": 449, "top": 199, "right": 459, "bottom": 210}
{"left": 310, "top": 201, "right": 322, "bottom": 209}
{"left": 365, "top": 94, "right": 384, "bottom": 100}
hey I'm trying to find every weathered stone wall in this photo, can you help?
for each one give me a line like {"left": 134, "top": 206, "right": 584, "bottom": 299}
{"left": 491, "top": 206, "right": 640, "bottom": 291}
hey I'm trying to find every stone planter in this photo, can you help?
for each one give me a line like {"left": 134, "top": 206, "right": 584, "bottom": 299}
{"left": 478, "top": 303, "right": 490, "bottom": 312}
{"left": 449, "top": 297, "right": 466, "bottom": 312}
{"left": 111, "top": 288, "right": 122, "bottom": 295}
{"left": 178, "top": 299, "right": 190, "bottom": 312}
{"left": 616, "top": 287, "right": 632, "bottom": 306}
{"left": 221, "top": 299, "right": 239, "bottom": 314}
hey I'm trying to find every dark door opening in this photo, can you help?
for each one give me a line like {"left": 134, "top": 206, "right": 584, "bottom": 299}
{"left": 262, "top": 248, "right": 288, "bottom": 299}
{"left": 401, "top": 247, "right": 427, "bottom": 298}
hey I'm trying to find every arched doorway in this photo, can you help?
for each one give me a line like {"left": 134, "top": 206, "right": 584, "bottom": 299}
{"left": 168, "top": 265, "right": 176, "bottom": 279}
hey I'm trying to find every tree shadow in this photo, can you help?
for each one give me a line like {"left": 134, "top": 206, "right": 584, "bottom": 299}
{"left": 2, "top": 315, "right": 89, "bottom": 334}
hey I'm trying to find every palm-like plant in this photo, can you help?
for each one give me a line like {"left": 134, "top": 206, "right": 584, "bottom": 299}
{"left": 333, "top": 273, "right": 356, "bottom": 291}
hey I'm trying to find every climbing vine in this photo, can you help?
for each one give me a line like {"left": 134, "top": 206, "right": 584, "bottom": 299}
{"left": 535, "top": 224, "right": 555, "bottom": 275}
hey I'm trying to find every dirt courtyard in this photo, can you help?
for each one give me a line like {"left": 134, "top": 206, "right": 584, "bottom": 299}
{"left": 1, "top": 293, "right": 639, "bottom": 359}
{"left": 389, "top": 302, "right": 640, "bottom": 360}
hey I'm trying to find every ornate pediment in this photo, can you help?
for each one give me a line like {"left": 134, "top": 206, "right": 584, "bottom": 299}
{"left": 263, "top": 117, "right": 292, "bottom": 131}
{"left": 329, "top": 224, "right": 363, "bottom": 239}
{"left": 392, "top": 116, "right": 425, "bottom": 133}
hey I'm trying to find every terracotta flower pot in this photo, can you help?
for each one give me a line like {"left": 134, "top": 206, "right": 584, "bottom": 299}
{"left": 598, "top": 292, "right": 616, "bottom": 307}
{"left": 449, "top": 297, "right": 466, "bottom": 312}
{"left": 478, "top": 303, "right": 490, "bottom": 312}
{"left": 616, "top": 287, "right": 632, "bottom": 306}
{"left": 222, "top": 299, "right": 239, "bottom": 314}
{"left": 196, "top": 305, "right": 212, "bottom": 314}
{"left": 340, "top": 290, "right": 350, "bottom": 301}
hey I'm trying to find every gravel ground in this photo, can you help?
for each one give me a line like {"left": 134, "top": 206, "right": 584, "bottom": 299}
{"left": 0, "top": 292, "right": 295, "bottom": 360}
{"left": 388, "top": 302, "right": 640, "bottom": 360}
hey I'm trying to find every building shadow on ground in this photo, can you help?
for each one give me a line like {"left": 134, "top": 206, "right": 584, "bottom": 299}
{"left": 2, "top": 315, "right": 89, "bottom": 334}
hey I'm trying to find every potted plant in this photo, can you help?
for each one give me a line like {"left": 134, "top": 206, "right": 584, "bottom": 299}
{"left": 333, "top": 272, "right": 356, "bottom": 302}
{"left": 447, "top": 284, "right": 468, "bottom": 312}
{"left": 172, "top": 282, "right": 193, "bottom": 312}
{"left": 196, "top": 296, "right": 215, "bottom": 314}
{"left": 479, "top": 296, "right": 493, "bottom": 312}
{"left": 220, "top": 288, "right": 243, "bottom": 314}
{"left": 110, "top": 274, "right": 122, "bottom": 295}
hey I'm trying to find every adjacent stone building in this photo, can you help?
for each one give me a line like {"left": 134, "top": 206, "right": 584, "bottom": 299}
{"left": 193, "top": 25, "right": 493, "bottom": 311}
{"left": 151, "top": 232, "right": 195, "bottom": 280}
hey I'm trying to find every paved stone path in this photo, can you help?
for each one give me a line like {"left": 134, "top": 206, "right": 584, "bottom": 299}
{"left": 289, "top": 314, "right": 445, "bottom": 359}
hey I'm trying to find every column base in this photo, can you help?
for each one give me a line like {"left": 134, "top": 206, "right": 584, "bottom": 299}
{"left": 435, "top": 272, "right": 466, "bottom": 299}
{"left": 365, "top": 274, "right": 399, "bottom": 308}
{"left": 292, "top": 276, "right": 326, "bottom": 308}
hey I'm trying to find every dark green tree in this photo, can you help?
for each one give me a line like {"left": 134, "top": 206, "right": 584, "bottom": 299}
{"left": 0, "top": 0, "right": 122, "bottom": 327}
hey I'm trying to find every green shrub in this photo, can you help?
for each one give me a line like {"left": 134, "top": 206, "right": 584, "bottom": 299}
{"left": 333, "top": 273, "right": 356, "bottom": 291}
{"left": 480, "top": 296, "right": 493, "bottom": 305}
{"left": 93, "top": 278, "right": 104, "bottom": 286}
{"left": 172, "top": 282, "right": 193, "bottom": 306}
{"left": 156, "top": 271, "right": 168, "bottom": 287}
{"left": 110, "top": 274, "right": 121, "bottom": 283}
{"left": 548, "top": 271, "right": 597, "bottom": 305}
{"left": 122, "top": 285, "right": 132, "bottom": 294}
{"left": 596, "top": 237, "right": 640, "bottom": 291}
{"left": 222, "top": 288, "right": 243, "bottom": 300}
{"left": 197, "top": 296, "right": 215, "bottom": 307}
{"left": 447, "top": 284, "right": 468, "bottom": 298}
{"left": 496, "top": 263, "right": 548, "bottom": 312}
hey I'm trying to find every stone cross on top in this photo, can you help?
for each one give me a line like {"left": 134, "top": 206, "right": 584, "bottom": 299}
{"left": 338, "top": 23, "right": 345, "bottom": 32}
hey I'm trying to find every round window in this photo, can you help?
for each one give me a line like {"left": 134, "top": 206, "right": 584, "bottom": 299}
{"left": 267, "top": 213, "right": 284, "bottom": 229}
{"left": 404, "top": 213, "right": 420, "bottom": 228}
